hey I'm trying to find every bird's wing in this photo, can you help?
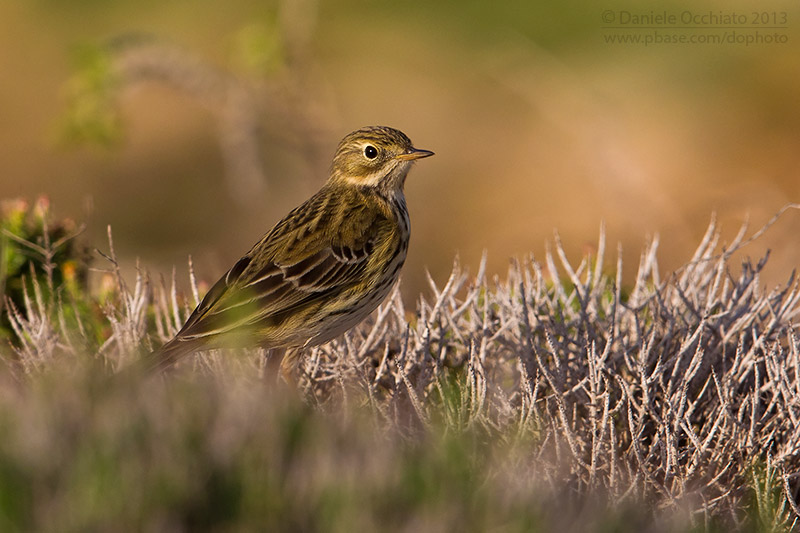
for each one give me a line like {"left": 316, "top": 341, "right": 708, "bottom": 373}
{"left": 172, "top": 190, "right": 392, "bottom": 343}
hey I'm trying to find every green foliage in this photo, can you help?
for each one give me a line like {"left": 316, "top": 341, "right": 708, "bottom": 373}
{"left": 231, "top": 19, "right": 286, "bottom": 77}
{"left": 0, "top": 198, "right": 97, "bottom": 343}
{"left": 746, "top": 460, "right": 796, "bottom": 533}
{"left": 59, "top": 42, "right": 123, "bottom": 147}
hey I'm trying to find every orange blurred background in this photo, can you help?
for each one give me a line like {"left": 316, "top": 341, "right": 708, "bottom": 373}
{"left": 2, "top": 0, "right": 799, "bottom": 299}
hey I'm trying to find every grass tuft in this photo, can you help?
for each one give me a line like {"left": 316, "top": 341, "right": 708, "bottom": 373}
{"left": 1, "top": 203, "right": 799, "bottom": 531}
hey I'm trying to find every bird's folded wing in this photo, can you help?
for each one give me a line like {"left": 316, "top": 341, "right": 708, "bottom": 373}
{"left": 172, "top": 204, "right": 388, "bottom": 342}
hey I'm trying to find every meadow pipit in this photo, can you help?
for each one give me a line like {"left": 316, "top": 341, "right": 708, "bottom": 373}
{"left": 145, "top": 126, "right": 433, "bottom": 377}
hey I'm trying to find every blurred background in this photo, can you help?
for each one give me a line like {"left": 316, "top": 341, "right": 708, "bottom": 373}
{"left": 2, "top": 0, "right": 799, "bottom": 299}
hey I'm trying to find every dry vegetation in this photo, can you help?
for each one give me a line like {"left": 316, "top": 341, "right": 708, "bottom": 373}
{"left": 2, "top": 201, "right": 800, "bottom": 531}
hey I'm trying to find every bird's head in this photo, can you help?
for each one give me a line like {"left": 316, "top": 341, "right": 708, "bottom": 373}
{"left": 329, "top": 126, "right": 434, "bottom": 191}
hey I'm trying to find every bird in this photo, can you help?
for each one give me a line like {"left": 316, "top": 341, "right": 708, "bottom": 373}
{"left": 142, "top": 126, "right": 433, "bottom": 378}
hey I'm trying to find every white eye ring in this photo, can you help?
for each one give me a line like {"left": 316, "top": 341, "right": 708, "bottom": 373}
{"left": 363, "top": 145, "right": 378, "bottom": 159}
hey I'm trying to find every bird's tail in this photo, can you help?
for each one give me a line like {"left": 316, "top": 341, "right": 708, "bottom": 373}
{"left": 122, "top": 337, "right": 204, "bottom": 377}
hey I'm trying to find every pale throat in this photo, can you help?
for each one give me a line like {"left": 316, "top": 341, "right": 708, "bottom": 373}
{"left": 342, "top": 160, "right": 411, "bottom": 190}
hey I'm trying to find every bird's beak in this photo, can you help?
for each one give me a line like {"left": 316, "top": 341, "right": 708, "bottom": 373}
{"left": 395, "top": 147, "right": 435, "bottom": 161}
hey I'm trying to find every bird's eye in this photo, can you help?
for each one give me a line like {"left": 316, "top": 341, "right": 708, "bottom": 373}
{"left": 363, "top": 145, "right": 378, "bottom": 159}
